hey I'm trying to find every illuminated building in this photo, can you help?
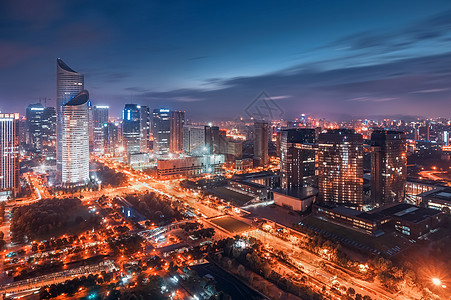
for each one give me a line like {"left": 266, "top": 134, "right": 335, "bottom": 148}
{"left": 370, "top": 130, "right": 407, "bottom": 205}
{"left": 183, "top": 125, "right": 205, "bottom": 154}
{"left": 170, "top": 110, "right": 185, "bottom": 153}
{"left": 0, "top": 113, "right": 19, "bottom": 200}
{"left": 253, "top": 121, "right": 268, "bottom": 167}
{"left": 60, "top": 91, "right": 90, "bottom": 185}
{"left": 152, "top": 108, "right": 171, "bottom": 155}
{"left": 122, "top": 104, "right": 141, "bottom": 155}
{"left": 41, "top": 107, "right": 57, "bottom": 159}
{"left": 156, "top": 155, "right": 224, "bottom": 178}
{"left": 25, "top": 103, "right": 45, "bottom": 153}
{"left": 280, "top": 128, "right": 316, "bottom": 189}
{"left": 92, "top": 105, "right": 109, "bottom": 154}
{"left": 56, "top": 58, "right": 86, "bottom": 184}
{"left": 317, "top": 129, "right": 364, "bottom": 208}
{"left": 140, "top": 106, "right": 150, "bottom": 152}
{"left": 205, "top": 124, "right": 220, "bottom": 154}
{"left": 104, "top": 122, "right": 121, "bottom": 155}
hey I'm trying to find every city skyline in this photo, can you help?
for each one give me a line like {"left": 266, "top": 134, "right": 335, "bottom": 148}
{"left": 1, "top": 1, "right": 451, "bottom": 120}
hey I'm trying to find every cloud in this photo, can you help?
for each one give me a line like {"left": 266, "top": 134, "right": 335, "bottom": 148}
{"left": 409, "top": 88, "right": 450, "bottom": 94}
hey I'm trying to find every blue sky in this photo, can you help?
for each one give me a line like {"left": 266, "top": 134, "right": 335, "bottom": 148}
{"left": 1, "top": 0, "right": 451, "bottom": 120}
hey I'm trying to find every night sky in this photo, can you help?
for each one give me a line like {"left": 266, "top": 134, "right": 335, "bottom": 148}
{"left": 1, "top": 0, "right": 451, "bottom": 121}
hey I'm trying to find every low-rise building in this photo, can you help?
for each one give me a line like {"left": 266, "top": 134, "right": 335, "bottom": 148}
{"left": 273, "top": 187, "right": 317, "bottom": 212}
{"left": 418, "top": 187, "right": 451, "bottom": 213}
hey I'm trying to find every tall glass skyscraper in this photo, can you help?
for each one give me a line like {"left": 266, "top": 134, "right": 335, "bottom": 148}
{"left": 0, "top": 113, "right": 19, "bottom": 200}
{"left": 152, "top": 108, "right": 171, "bottom": 155}
{"left": 122, "top": 104, "right": 141, "bottom": 156}
{"left": 25, "top": 103, "right": 45, "bottom": 153}
{"left": 253, "top": 121, "right": 269, "bottom": 167}
{"left": 93, "top": 105, "right": 109, "bottom": 154}
{"left": 56, "top": 59, "right": 89, "bottom": 185}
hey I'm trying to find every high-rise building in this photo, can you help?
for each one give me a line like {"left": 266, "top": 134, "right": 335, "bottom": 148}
{"left": 253, "top": 121, "right": 269, "bottom": 167}
{"left": 152, "top": 108, "right": 171, "bottom": 155}
{"left": 122, "top": 104, "right": 141, "bottom": 156}
{"left": 170, "top": 110, "right": 185, "bottom": 153}
{"left": 205, "top": 125, "right": 220, "bottom": 154}
{"left": 56, "top": 58, "right": 88, "bottom": 185}
{"left": 25, "top": 103, "right": 45, "bottom": 153}
{"left": 92, "top": 105, "right": 109, "bottom": 154}
{"left": 140, "top": 106, "right": 151, "bottom": 153}
{"left": 41, "top": 107, "right": 57, "bottom": 159}
{"left": 317, "top": 129, "right": 364, "bottom": 208}
{"left": 280, "top": 128, "right": 316, "bottom": 190}
{"left": 60, "top": 91, "right": 90, "bottom": 185}
{"left": 104, "top": 122, "right": 121, "bottom": 156}
{"left": 370, "top": 130, "right": 407, "bottom": 206}
{"left": 0, "top": 113, "right": 19, "bottom": 200}
{"left": 183, "top": 125, "right": 206, "bottom": 155}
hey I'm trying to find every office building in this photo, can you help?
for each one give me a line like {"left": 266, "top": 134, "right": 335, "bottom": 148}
{"left": 370, "top": 130, "right": 407, "bottom": 206}
{"left": 140, "top": 106, "right": 150, "bottom": 152}
{"left": 152, "top": 108, "right": 171, "bottom": 155}
{"left": 41, "top": 107, "right": 57, "bottom": 159}
{"left": 170, "top": 110, "right": 185, "bottom": 153}
{"left": 280, "top": 128, "right": 316, "bottom": 189}
{"left": 56, "top": 58, "right": 88, "bottom": 185}
{"left": 205, "top": 124, "right": 220, "bottom": 154}
{"left": 60, "top": 90, "right": 90, "bottom": 185}
{"left": 104, "top": 122, "right": 121, "bottom": 156}
{"left": 317, "top": 129, "right": 364, "bottom": 208}
{"left": 0, "top": 113, "right": 19, "bottom": 200}
{"left": 25, "top": 103, "right": 45, "bottom": 153}
{"left": 254, "top": 121, "right": 268, "bottom": 167}
{"left": 183, "top": 125, "right": 206, "bottom": 155}
{"left": 92, "top": 105, "right": 109, "bottom": 154}
{"left": 122, "top": 104, "right": 141, "bottom": 156}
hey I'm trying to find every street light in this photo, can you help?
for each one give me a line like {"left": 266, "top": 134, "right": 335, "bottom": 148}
{"left": 432, "top": 277, "right": 442, "bottom": 286}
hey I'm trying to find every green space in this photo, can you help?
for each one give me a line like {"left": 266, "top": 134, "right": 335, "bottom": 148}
{"left": 211, "top": 187, "right": 254, "bottom": 204}
{"left": 210, "top": 216, "right": 253, "bottom": 233}
{"left": 300, "top": 215, "right": 410, "bottom": 252}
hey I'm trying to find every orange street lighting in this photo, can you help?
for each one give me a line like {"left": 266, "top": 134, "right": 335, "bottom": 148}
{"left": 432, "top": 278, "right": 442, "bottom": 286}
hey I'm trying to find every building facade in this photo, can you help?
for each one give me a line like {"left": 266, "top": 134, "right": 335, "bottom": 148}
{"left": 60, "top": 91, "right": 90, "bottom": 185}
{"left": 280, "top": 128, "right": 316, "bottom": 189}
{"left": 92, "top": 105, "right": 109, "bottom": 154}
{"left": 0, "top": 113, "right": 19, "bottom": 200}
{"left": 370, "top": 130, "right": 407, "bottom": 206}
{"left": 317, "top": 129, "right": 364, "bottom": 208}
{"left": 152, "top": 108, "right": 171, "bottom": 155}
{"left": 170, "top": 110, "right": 185, "bottom": 153}
{"left": 253, "top": 121, "right": 269, "bottom": 167}
{"left": 122, "top": 104, "right": 141, "bottom": 156}
{"left": 25, "top": 103, "right": 45, "bottom": 153}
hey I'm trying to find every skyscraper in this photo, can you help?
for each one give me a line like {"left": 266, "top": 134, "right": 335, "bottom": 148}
{"left": 60, "top": 91, "right": 90, "bottom": 185}
{"left": 253, "top": 121, "right": 269, "bottom": 167}
{"left": 104, "top": 122, "right": 121, "bottom": 156}
{"left": 56, "top": 58, "right": 86, "bottom": 184}
{"left": 370, "top": 130, "right": 407, "bottom": 206}
{"left": 25, "top": 103, "right": 45, "bottom": 153}
{"left": 92, "top": 105, "right": 109, "bottom": 154}
{"left": 183, "top": 125, "right": 206, "bottom": 155}
{"left": 0, "top": 113, "right": 19, "bottom": 200}
{"left": 317, "top": 129, "right": 364, "bottom": 208}
{"left": 280, "top": 128, "right": 316, "bottom": 190}
{"left": 170, "top": 110, "right": 185, "bottom": 153}
{"left": 205, "top": 125, "right": 220, "bottom": 154}
{"left": 152, "top": 108, "right": 171, "bottom": 155}
{"left": 41, "top": 107, "right": 57, "bottom": 159}
{"left": 140, "top": 106, "right": 151, "bottom": 152}
{"left": 122, "top": 104, "right": 141, "bottom": 156}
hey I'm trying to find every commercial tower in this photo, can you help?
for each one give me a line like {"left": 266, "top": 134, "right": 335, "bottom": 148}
{"left": 253, "top": 121, "right": 269, "bottom": 167}
{"left": 140, "top": 106, "right": 151, "bottom": 152}
{"left": 122, "top": 104, "right": 142, "bottom": 156}
{"left": 41, "top": 107, "right": 57, "bottom": 159}
{"left": 317, "top": 129, "right": 364, "bottom": 208}
{"left": 370, "top": 130, "right": 407, "bottom": 205}
{"left": 280, "top": 128, "right": 316, "bottom": 190}
{"left": 56, "top": 58, "right": 89, "bottom": 185}
{"left": 25, "top": 103, "right": 45, "bottom": 153}
{"left": 152, "top": 108, "right": 171, "bottom": 155}
{"left": 92, "top": 106, "right": 109, "bottom": 154}
{"left": 170, "top": 110, "right": 185, "bottom": 153}
{"left": 0, "top": 113, "right": 19, "bottom": 200}
{"left": 60, "top": 91, "right": 90, "bottom": 184}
